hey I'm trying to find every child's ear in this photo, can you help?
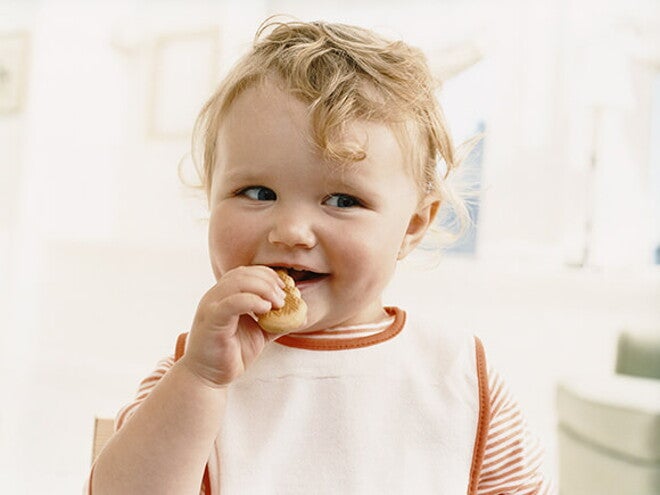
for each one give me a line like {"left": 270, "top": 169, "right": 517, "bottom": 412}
{"left": 398, "top": 197, "right": 441, "bottom": 260}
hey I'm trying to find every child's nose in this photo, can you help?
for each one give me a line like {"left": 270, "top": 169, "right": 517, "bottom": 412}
{"left": 267, "top": 209, "right": 317, "bottom": 249}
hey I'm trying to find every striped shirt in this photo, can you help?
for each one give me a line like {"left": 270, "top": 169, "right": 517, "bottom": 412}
{"left": 107, "top": 311, "right": 555, "bottom": 494}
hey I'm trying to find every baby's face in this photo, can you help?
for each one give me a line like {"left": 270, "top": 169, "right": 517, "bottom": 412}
{"left": 208, "top": 80, "right": 430, "bottom": 331}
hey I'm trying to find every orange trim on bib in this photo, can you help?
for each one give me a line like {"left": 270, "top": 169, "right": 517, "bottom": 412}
{"left": 274, "top": 307, "right": 405, "bottom": 351}
{"left": 468, "top": 336, "right": 490, "bottom": 495}
{"left": 175, "top": 332, "right": 187, "bottom": 361}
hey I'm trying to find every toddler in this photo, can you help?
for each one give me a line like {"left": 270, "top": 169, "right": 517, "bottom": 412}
{"left": 88, "top": 17, "right": 554, "bottom": 494}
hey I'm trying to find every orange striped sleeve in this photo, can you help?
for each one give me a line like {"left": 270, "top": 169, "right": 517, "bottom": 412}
{"left": 114, "top": 356, "right": 175, "bottom": 430}
{"left": 104, "top": 355, "right": 209, "bottom": 495}
{"left": 476, "top": 367, "right": 556, "bottom": 495}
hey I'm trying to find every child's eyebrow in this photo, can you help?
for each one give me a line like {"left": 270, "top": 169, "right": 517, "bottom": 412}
{"left": 324, "top": 167, "right": 371, "bottom": 190}
{"left": 221, "top": 168, "right": 270, "bottom": 184}
{"left": 324, "top": 177, "right": 365, "bottom": 193}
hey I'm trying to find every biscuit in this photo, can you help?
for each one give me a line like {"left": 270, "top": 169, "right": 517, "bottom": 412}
{"left": 257, "top": 269, "right": 307, "bottom": 334}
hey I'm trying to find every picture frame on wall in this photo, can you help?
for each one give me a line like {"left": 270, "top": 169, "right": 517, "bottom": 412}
{"left": 147, "top": 28, "right": 220, "bottom": 139}
{"left": 0, "top": 32, "right": 30, "bottom": 114}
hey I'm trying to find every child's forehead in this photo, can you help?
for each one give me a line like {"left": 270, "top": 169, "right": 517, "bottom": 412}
{"left": 227, "top": 79, "right": 305, "bottom": 118}
{"left": 222, "top": 78, "right": 394, "bottom": 141}
{"left": 210, "top": 78, "right": 426, "bottom": 200}
{"left": 219, "top": 83, "right": 405, "bottom": 164}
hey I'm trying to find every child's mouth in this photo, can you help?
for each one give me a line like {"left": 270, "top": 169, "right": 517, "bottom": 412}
{"left": 269, "top": 266, "right": 328, "bottom": 285}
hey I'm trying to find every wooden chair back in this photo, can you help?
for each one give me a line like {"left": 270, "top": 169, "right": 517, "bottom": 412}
{"left": 92, "top": 417, "right": 115, "bottom": 462}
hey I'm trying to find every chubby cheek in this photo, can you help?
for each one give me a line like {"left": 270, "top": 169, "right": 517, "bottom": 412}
{"left": 207, "top": 210, "right": 258, "bottom": 281}
{"left": 330, "top": 229, "right": 399, "bottom": 295}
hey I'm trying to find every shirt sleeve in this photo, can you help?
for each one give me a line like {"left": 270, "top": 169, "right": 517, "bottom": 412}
{"left": 476, "top": 367, "right": 556, "bottom": 495}
{"left": 115, "top": 355, "right": 176, "bottom": 430}
{"left": 84, "top": 355, "right": 209, "bottom": 495}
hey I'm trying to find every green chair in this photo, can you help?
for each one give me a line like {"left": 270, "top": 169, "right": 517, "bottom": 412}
{"left": 557, "top": 329, "right": 660, "bottom": 494}
{"left": 616, "top": 330, "right": 660, "bottom": 380}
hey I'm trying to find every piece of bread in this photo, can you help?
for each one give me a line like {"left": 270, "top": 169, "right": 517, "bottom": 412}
{"left": 258, "top": 270, "right": 307, "bottom": 334}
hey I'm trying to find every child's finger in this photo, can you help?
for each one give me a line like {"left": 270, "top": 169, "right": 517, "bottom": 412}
{"left": 259, "top": 264, "right": 287, "bottom": 285}
{"left": 210, "top": 292, "right": 274, "bottom": 328}
{"left": 219, "top": 272, "right": 286, "bottom": 309}
{"left": 227, "top": 265, "right": 285, "bottom": 284}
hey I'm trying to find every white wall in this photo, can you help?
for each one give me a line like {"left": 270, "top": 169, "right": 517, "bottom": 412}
{"left": 1, "top": 0, "right": 659, "bottom": 492}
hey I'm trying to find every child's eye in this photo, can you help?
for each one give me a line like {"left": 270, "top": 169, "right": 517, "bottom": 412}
{"left": 239, "top": 186, "right": 277, "bottom": 201}
{"left": 324, "top": 194, "right": 362, "bottom": 208}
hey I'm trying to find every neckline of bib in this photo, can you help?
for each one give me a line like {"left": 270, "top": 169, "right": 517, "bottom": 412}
{"left": 274, "top": 307, "right": 405, "bottom": 351}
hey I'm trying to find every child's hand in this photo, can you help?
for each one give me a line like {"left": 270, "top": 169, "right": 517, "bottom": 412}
{"left": 179, "top": 265, "right": 287, "bottom": 388}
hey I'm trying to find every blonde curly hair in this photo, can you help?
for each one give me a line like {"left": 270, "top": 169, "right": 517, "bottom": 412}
{"left": 191, "top": 16, "right": 477, "bottom": 249}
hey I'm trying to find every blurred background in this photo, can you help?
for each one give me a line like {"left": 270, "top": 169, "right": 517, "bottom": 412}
{"left": 1, "top": 0, "right": 659, "bottom": 493}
